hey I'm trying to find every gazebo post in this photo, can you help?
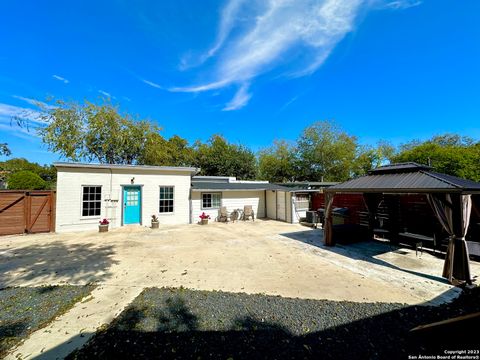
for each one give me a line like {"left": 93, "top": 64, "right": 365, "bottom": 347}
{"left": 324, "top": 191, "right": 335, "bottom": 246}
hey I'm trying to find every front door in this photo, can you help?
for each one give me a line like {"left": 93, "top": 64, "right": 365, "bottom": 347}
{"left": 123, "top": 186, "right": 141, "bottom": 224}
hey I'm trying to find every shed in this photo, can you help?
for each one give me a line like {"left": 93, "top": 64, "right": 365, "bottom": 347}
{"left": 323, "top": 162, "right": 480, "bottom": 285}
{"left": 55, "top": 163, "right": 198, "bottom": 232}
{"left": 191, "top": 178, "right": 315, "bottom": 224}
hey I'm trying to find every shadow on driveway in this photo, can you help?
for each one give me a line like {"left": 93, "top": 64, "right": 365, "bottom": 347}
{"left": 0, "top": 241, "right": 119, "bottom": 287}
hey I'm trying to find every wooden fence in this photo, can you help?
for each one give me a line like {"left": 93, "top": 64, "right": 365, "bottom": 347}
{"left": 0, "top": 190, "right": 55, "bottom": 236}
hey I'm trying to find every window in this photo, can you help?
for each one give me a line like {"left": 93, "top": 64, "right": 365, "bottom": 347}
{"left": 159, "top": 186, "right": 174, "bottom": 213}
{"left": 82, "top": 186, "right": 102, "bottom": 217}
{"left": 295, "top": 193, "right": 310, "bottom": 210}
{"left": 202, "top": 193, "right": 221, "bottom": 209}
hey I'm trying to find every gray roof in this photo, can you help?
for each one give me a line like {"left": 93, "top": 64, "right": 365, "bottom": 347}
{"left": 54, "top": 162, "right": 198, "bottom": 174}
{"left": 191, "top": 181, "right": 293, "bottom": 192}
{"left": 327, "top": 163, "right": 480, "bottom": 193}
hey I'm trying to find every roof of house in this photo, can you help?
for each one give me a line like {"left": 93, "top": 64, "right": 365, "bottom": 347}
{"left": 327, "top": 162, "right": 480, "bottom": 193}
{"left": 54, "top": 162, "right": 199, "bottom": 174}
{"left": 191, "top": 181, "right": 294, "bottom": 192}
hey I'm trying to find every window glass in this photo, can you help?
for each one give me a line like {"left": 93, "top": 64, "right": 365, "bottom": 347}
{"left": 159, "top": 186, "right": 174, "bottom": 213}
{"left": 202, "top": 193, "right": 221, "bottom": 209}
{"left": 82, "top": 186, "right": 102, "bottom": 216}
{"left": 295, "top": 193, "right": 310, "bottom": 210}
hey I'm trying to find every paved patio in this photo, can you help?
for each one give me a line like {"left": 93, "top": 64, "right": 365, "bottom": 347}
{"left": 2, "top": 219, "right": 479, "bottom": 359}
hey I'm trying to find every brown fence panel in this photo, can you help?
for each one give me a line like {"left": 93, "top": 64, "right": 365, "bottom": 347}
{"left": 0, "top": 191, "right": 55, "bottom": 236}
{"left": 0, "top": 191, "right": 26, "bottom": 235}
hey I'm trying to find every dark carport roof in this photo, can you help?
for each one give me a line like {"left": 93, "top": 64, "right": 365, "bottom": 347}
{"left": 326, "top": 162, "right": 480, "bottom": 193}
{"left": 191, "top": 181, "right": 292, "bottom": 192}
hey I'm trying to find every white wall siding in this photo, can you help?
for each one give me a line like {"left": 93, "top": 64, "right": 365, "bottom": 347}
{"left": 266, "top": 190, "right": 276, "bottom": 219}
{"left": 55, "top": 167, "right": 192, "bottom": 232}
{"left": 191, "top": 190, "right": 265, "bottom": 223}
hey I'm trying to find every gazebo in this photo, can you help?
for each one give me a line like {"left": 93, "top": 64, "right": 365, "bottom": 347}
{"left": 323, "top": 163, "right": 480, "bottom": 285}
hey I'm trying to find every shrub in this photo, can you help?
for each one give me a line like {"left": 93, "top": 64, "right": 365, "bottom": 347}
{"left": 7, "top": 170, "right": 47, "bottom": 190}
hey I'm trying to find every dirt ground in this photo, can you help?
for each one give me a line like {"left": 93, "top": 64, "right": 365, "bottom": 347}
{"left": 1, "top": 219, "right": 475, "bottom": 305}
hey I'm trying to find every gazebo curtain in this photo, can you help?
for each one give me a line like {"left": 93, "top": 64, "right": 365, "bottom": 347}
{"left": 427, "top": 193, "right": 472, "bottom": 284}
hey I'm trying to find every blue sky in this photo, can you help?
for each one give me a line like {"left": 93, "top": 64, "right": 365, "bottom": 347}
{"left": 1, "top": 0, "right": 479, "bottom": 165}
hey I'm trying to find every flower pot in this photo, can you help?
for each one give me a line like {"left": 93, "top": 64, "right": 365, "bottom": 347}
{"left": 151, "top": 221, "right": 159, "bottom": 229}
{"left": 99, "top": 224, "right": 109, "bottom": 233}
{"left": 200, "top": 219, "right": 209, "bottom": 225}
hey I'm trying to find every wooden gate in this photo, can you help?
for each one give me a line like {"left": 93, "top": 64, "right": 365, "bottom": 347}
{"left": 0, "top": 191, "right": 55, "bottom": 236}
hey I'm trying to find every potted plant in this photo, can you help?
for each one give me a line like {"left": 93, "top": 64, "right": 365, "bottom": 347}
{"left": 99, "top": 218, "right": 109, "bottom": 232}
{"left": 151, "top": 214, "right": 159, "bottom": 229}
{"left": 199, "top": 212, "right": 210, "bottom": 225}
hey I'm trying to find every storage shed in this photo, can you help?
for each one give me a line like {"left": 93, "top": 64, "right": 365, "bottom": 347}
{"left": 55, "top": 163, "right": 198, "bottom": 232}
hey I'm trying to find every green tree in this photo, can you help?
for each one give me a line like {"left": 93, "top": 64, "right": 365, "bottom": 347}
{"left": 354, "top": 141, "right": 396, "bottom": 176}
{"left": 258, "top": 140, "right": 298, "bottom": 182}
{"left": 393, "top": 134, "right": 480, "bottom": 181}
{"left": 140, "top": 134, "right": 195, "bottom": 167}
{"left": 7, "top": 170, "right": 47, "bottom": 190}
{"left": 194, "top": 135, "right": 257, "bottom": 179}
{"left": 296, "top": 120, "right": 359, "bottom": 182}
{"left": 0, "top": 158, "right": 56, "bottom": 188}
{"left": 38, "top": 99, "right": 162, "bottom": 164}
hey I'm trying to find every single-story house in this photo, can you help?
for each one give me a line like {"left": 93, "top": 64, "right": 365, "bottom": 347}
{"left": 54, "top": 163, "right": 320, "bottom": 232}
{"left": 191, "top": 176, "right": 315, "bottom": 224}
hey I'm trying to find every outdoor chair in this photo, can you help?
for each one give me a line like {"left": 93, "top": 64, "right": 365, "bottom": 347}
{"left": 243, "top": 205, "right": 255, "bottom": 221}
{"left": 218, "top": 206, "right": 230, "bottom": 223}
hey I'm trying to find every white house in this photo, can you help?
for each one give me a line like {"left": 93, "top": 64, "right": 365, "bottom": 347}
{"left": 191, "top": 176, "right": 314, "bottom": 224}
{"left": 54, "top": 163, "right": 318, "bottom": 232}
{"left": 54, "top": 163, "right": 197, "bottom": 233}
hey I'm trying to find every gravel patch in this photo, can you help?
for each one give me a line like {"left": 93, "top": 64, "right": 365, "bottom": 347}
{"left": 0, "top": 285, "right": 95, "bottom": 357}
{"left": 69, "top": 286, "right": 480, "bottom": 360}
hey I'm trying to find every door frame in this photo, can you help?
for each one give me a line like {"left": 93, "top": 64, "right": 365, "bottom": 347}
{"left": 121, "top": 185, "right": 143, "bottom": 226}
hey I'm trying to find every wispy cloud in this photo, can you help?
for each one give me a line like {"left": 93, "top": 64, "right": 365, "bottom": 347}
{"left": 12, "top": 95, "right": 54, "bottom": 109}
{"left": 0, "top": 102, "right": 44, "bottom": 140}
{"left": 382, "top": 0, "right": 422, "bottom": 10}
{"left": 223, "top": 83, "right": 251, "bottom": 111}
{"left": 278, "top": 95, "right": 300, "bottom": 113}
{"left": 52, "top": 74, "right": 69, "bottom": 84}
{"left": 98, "top": 90, "right": 116, "bottom": 99}
{"left": 142, "top": 79, "right": 164, "bottom": 89}
{"left": 172, "top": 0, "right": 420, "bottom": 110}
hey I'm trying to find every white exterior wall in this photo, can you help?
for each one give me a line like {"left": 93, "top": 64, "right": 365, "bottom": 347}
{"left": 191, "top": 190, "right": 265, "bottom": 223}
{"left": 266, "top": 190, "right": 276, "bottom": 219}
{"left": 55, "top": 167, "right": 192, "bottom": 233}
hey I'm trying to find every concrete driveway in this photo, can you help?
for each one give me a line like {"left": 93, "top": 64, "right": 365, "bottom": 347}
{"left": 1, "top": 219, "right": 474, "bottom": 304}
{"left": 4, "top": 219, "right": 479, "bottom": 359}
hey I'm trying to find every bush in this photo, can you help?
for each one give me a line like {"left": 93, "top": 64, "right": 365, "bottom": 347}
{"left": 7, "top": 170, "right": 47, "bottom": 190}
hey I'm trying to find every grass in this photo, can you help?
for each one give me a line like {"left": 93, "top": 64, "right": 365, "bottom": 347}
{"left": 0, "top": 285, "right": 95, "bottom": 357}
{"left": 68, "top": 286, "right": 480, "bottom": 360}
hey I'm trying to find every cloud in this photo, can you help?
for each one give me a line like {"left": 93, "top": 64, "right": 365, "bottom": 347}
{"left": 52, "top": 74, "right": 69, "bottom": 84}
{"left": 172, "top": 0, "right": 421, "bottom": 110}
{"left": 0, "top": 103, "right": 43, "bottom": 125}
{"left": 142, "top": 79, "right": 164, "bottom": 89}
{"left": 0, "top": 102, "right": 44, "bottom": 140}
{"left": 12, "top": 95, "right": 54, "bottom": 109}
{"left": 98, "top": 90, "right": 115, "bottom": 99}
{"left": 222, "top": 83, "right": 251, "bottom": 111}
{"left": 382, "top": 0, "right": 422, "bottom": 10}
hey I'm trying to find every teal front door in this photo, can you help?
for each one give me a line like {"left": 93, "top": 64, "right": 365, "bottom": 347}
{"left": 123, "top": 186, "right": 141, "bottom": 224}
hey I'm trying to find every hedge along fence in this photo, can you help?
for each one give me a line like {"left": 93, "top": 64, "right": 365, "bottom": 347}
{"left": 0, "top": 190, "right": 55, "bottom": 236}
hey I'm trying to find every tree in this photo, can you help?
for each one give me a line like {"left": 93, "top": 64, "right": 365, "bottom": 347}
{"left": 0, "top": 143, "right": 11, "bottom": 156}
{"left": 38, "top": 99, "right": 162, "bottom": 164}
{"left": 258, "top": 140, "right": 298, "bottom": 182}
{"left": 392, "top": 134, "right": 480, "bottom": 181}
{"left": 140, "top": 134, "right": 195, "bottom": 167}
{"left": 7, "top": 170, "right": 47, "bottom": 190}
{"left": 296, "top": 121, "right": 359, "bottom": 182}
{"left": 194, "top": 135, "right": 257, "bottom": 179}
{"left": 353, "top": 141, "right": 396, "bottom": 177}
{"left": 0, "top": 158, "right": 56, "bottom": 188}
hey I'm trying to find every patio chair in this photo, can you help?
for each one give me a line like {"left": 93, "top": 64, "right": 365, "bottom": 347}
{"left": 243, "top": 205, "right": 255, "bottom": 221}
{"left": 218, "top": 206, "right": 230, "bottom": 223}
